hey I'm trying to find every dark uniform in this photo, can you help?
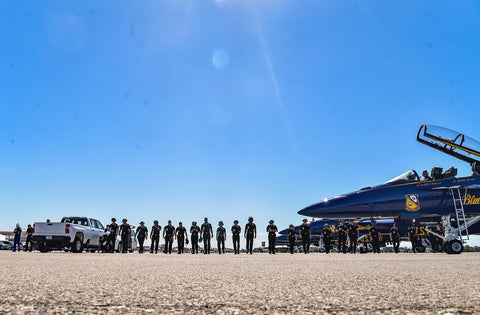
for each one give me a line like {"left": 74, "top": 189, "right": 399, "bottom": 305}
{"left": 427, "top": 225, "right": 437, "bottom": 252}
{"left": 337, "top": 224, "right": 348, "bottom": 254}
{"left": 390, "top": 226, "right": 400, "bottom": 253}
{"left": 369, "top": 226, "right": 380, "bottom": 253}
{"left": 231, "top": 224, "right": 241, "bottom": 254}
{"left": 217, "top": 226, "right": 226, "bottom": 254}
{"left": 407, "top": 225, "right": 419, "bottom": 253}
{"left": 190, "top": 224, "right": 200, "bottom": 254}
{"left": 163, "top": 224, "right": 175, "bottom": 254}
{"left": 150, "top": 224, "right": 161, "bottom": 254}
{"left": 108, "top": 222, "right": 119, "bottom": 253}
{"left": 347, "top": 222, "right": 358, "bottom": 254}
{"left": 176, "top": 226, "right": 187, "bottom": 254}
{"left": 13, "top": 225, "right": 21, "bottom": 252}
{"left": 201, "top": 222, "right": 213, "bottom": 254}
{"left": 245, "top": 222, "right": 256, "bottom": 254}
{"left": 321, "top": 226, "right": 332, "bottom": 254}
{"left": 136, "top": 225, "right": 148, "bottom": 253}
{"left": 300, "top": 222, "right": 311, "bottom": 254}
{"left": 25, "top": 225, "right": 34, "bottom": 252}
{"left": 266, "top": 224, "right": 278, "bottom": 254}
{"left": 119, "top": 223, "right": 131, "bottom": 253}
{"left": 287, "top": 228, "right": 297, "bottom": 254}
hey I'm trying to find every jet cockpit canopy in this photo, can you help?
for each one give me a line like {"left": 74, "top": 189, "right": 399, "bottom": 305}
{"left": 385, "top": 170, "right": 420, "bottom": 184}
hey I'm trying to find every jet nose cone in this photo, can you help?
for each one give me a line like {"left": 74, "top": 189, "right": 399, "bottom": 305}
{"left": 298, "top": 200, "right": 327, "bottom": 217}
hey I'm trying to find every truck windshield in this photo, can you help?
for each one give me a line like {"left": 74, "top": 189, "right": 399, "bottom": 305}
{"left": 62, "top": 218, "right": 89, "bottom": 226}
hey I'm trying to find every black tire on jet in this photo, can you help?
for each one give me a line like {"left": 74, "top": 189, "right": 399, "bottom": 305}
{"left": 446, "top": 240, "right": 463, "bottom": 254}
{"left": 415, "top": 246, "right": 426, "bottom": 253}
{"left": 72, "top": 237, "right": 83, "bottom": 253}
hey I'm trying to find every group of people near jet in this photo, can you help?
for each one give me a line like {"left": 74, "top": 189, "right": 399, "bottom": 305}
{"left": 104, "top": 216, "right": 273, "bottom": 254}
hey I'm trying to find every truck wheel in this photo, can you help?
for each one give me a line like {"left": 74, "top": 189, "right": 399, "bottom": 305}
{"left": 72, "top": 237, "right": 83, "bottom": 253}
{"left": 39, "top": 242, "right": 49, "bottom": 253}
{"left": 447, "top": 240, "right": 463, "bottom": 254}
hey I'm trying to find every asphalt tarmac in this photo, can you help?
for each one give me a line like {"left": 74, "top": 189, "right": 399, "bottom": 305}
{"left": 0, "top": 251, "right": 479, "bottom": 314}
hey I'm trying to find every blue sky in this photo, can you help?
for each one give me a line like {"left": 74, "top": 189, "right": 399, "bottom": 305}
{"left": 1, "top": 1, "right": 480, "bottom": 247}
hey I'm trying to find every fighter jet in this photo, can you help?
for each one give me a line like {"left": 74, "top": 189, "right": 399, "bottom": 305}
{"left": 298, "top": 125, "right": 480, "bottom": 254}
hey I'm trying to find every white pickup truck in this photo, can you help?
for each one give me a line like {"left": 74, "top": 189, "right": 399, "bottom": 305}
{"left": 33, "top": 217, "right": 106, "bottom": 253}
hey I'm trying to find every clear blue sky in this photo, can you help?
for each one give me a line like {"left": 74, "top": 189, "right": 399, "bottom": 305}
{"left": 1, "top": 1, "right": 480, "bottom": 247}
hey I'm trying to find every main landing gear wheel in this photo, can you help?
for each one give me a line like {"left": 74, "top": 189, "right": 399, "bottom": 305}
{"left": 446, "top": 240, "right": 463, "bottom": 254}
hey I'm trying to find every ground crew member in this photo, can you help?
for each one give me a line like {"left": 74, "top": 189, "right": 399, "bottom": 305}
{"left": 436, "top": 224, "right": 444, "bottom": 252}
{"left": 24, "top": 224, "right": 34, "bottom": 252}
{"left": 390, "top": 223, "right": 400, "bottom": 253}
{"left": 217, "top": 221, "right": 226, "bottom": 254}
{"left": 108, "top": 218, "right": 118, "bottom": 253}
{"left": 201, "top": 218, "right": 213, "bottom": 254}
{"left": 347, "top": 219, "right": 359, "bottom": 254}
{"left": 12, "top": 223, "right": 21, "bottom": 252}
{"left": 244, "top": 217, "right": 257, "bottom": 254}
{"left": 190, "top": 221, "right": 200, "bottom": 254}
{"left": 337, "top": 220, "right": 348, "bottom": 254}
{"left": 176, "top": 222, "right": 188, "bottom": 254}
{"left": 135, "top": 221, "right": 148, "bottom": 254}
{"left": 231, "top": 220, "right": 241, "bottom": 254}
{"left": 321, "top": 224, "right": 332, "bottom": 254}
{"left": 150, "top": 220, "right": 161, "bottom": 254}
{"left": 287, "top": 224, "right": 297, "bottom": 254}
{"left": 408, "top": 221, "right": 419, "bottom": 253}
{"left": 163, "top": 220, "right": 175, "bottom": 254}
{"left": 119, "top": 219, "right": 131, "bottom": 253}
{"left": 300, "top": 218, "right": 311, "bottom": 254}
{"left": 428, "top": 224, "right": 438, "bottom": 252}
{"left": 369, "top": 223, "right": 381, "bottom": 254}
{"left": 266, "top": 220, "right": 278, "bottom": 254}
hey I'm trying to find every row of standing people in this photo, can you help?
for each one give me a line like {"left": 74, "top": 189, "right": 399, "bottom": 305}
{"left": 106, "top": 216, "right": 278, "bottom": 254}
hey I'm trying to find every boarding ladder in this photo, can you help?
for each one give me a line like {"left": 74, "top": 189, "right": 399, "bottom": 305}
{"left": 449, "top": 187, "right": 469, "bottom": 241}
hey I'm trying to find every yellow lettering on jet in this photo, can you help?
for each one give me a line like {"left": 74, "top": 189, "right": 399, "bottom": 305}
{"left": 463, "top": 194, "right": 480, "bottom": 205}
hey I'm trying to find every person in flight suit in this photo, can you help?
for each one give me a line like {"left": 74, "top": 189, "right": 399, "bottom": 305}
{"left": 321, "top": 223, "right": 332, "bottom": 254}
{"left": 427, "top": 224, "right": 438, "bottom": 253}
{"left": 150, "top": 220, "right": 161, "bottom": 254}
{"left": 176, "top": 222, "right": 188, "bottom": 254}
{"left": 12, "top": 223, "right": 21, "bottom": 252}
{"left": 347, "top": 220, "right": 359, "bottom": 254}
{"left": 266, "top": 220, "right": 278, "bottom": 254}
{"left": 231, "top": 220, "right": 241, "bottom": 254}
{"left": 337, "top": 220, "right": 348, "bottom": 254}
{"left": 190, "top": 221, "right": 200, "bottom": 254}
{"left": 408, "top": 221, "right": 419, "bottom": 253}
{"left": 369, "top": 223, "right": 381, "bottom": 254}
{"left": 108, "top": 218, "right": 119, "bottom": 253}
{"left": 244, "top": 217, "right": 257, "bottom": 254}
{"left": 201, "top": 218, "right": 213, "bottom": 254}
{"left": 390, "top": 223, "right": 400, "bottom": 253}
{"left": 135, "top": 221, "right": 148, "bottom": 254}
{"left": 163, "top": 220, "right": 175, "bottom": 254}
{"left": 300, "top": 218, "right": 311, "bottom": 254}
{"left": 217, "top": 221, "right": 226, "bottom": 254}
{"left": 24, "top": 224, "right": 34, "bottom": 252}
{"left": 287, "top": 224, "right": 297, "bottom": 254}
{"left": 119, "top": 219, "right": 131, "bottom": 253}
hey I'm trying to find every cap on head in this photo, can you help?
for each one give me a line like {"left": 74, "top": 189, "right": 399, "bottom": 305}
{"left": 302, "top": 218, "right": 308, "bottom": 222}
{"left": 168, "top": 220, "right": 172, "bottom": 223}
{"left": 248, "top": 216, "right": 253, "bottom": 222}
{"left": 140, "top": 221, "right": 144, "bottom": 225}
{"left": 269, "top": 220, "right": 274, "bottom": 224}
{"left": 324, "top": 223, "right": 329, "bottom": 227}
{"left": 122, "top": 218, "right": 127, "bottom": 222}
{"left": 234, "top": 220, "right": 239, "bottom": 224}
{"left": 179, "top": 222, "right": 182, "bottom": 225}
{"left": 111, "top": 218, "right": 116, "bottom": 222}
{"left": 204, "top": 217, "right": 208, "bottom": 222}
{"left": 192, "top": 221, "right": 196, "bottom": 225}
{"left": 219, "top": 221, "right": 223, "bottom": 225}
{"left": 289, "top": 224, "right": 294, "bottom": 227}
{"left": 154, "top": 220, "right": 158, "bottom": 224}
